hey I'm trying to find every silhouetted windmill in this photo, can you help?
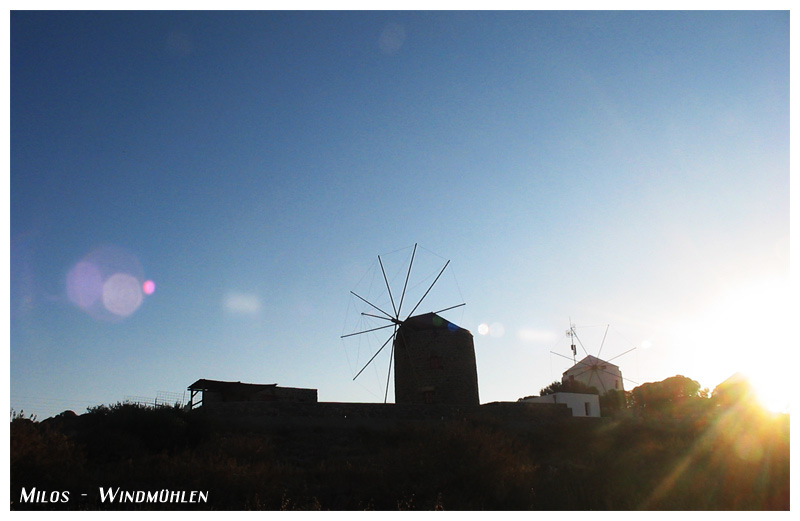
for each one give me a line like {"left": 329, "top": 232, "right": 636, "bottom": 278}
{"left": 341, "top": 244, "right": 478, "bottom": 405}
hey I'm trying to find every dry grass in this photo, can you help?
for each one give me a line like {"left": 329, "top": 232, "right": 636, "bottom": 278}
{"left": 10, "top": 401, "right": 790, "bottom": 510}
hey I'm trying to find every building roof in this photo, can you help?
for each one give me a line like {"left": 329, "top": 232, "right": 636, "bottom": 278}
{"left": 187, "top": 379, "right": 278, "bottom": 392}
{"left": 562, "top": 355, "right": 620, "bottom": 375}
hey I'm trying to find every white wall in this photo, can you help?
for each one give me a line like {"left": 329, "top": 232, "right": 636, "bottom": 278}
{"left": 522, "top": 392, "right": 601, "bottom": 418}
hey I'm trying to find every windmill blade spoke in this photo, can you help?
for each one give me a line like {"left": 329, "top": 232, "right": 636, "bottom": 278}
{"left": 361, "top": 312, "right": 396, "bottom": 321}
{"left": 352, "top": 332, "right": 395, "bottom": 381}
{"left": 595, "top": 367, "right": 639, "bottom": 387}
{"left": 607, "top": 347, "right": 637, "bottom": 363}
{"left": 341, "top": 322, "right": 397, "bottom": 339}
{"left": 569, "top": 366, "right": 635, "bottom": 390}
{"left": 571, "top": 329, "right": 590, "bottom": 357}
{"left": 570, "top": 366, "right": 596, "bottom": 380}
{"left": 405, "top": 259, "right": 450, "bottom": 319}
{"left": 550, "top": 351, "right": 576, "bottom": 362}
{"left": 378, "top": 255, "right": 398, "bottom": 318}
{"left": 396, "top": 243, "right": 417, "bottom": 319}
{"left": 593, "top": 366, "right": 621, "bottom": 379}
{"left": 432, "top": 303, "right": 466, "bottom": 315}
{"left": 595, "top": 370, "right": 608, "bottom": 393}
{"left": 350, "top": 291, "right": 393, "bottom": 320}
{"left": 553, "top": 351, "right": 592, "bottom": 368}
{"left": 597, "top": 324, "right": 610, "bottom": 360}
{"left": 580, "top": 367, "right": 608, "bottom": 393}
{"left": 384, "top": 325, "right": 397, "bottom": 404}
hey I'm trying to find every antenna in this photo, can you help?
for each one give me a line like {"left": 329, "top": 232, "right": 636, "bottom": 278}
{"left": 565, "top": 318, "right": 578, "bottom": 364}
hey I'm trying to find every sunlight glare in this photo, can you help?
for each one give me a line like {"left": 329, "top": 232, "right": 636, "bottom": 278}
{"left": 672, "top": 277, "right": 790, "bottom": 413}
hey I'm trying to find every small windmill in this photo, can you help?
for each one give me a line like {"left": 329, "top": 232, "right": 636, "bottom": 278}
{"left": 341, "top": 244, "right": 477, "bottom": 405}
{"left": 550, "top": 321, "right": 639, "bottom": 393}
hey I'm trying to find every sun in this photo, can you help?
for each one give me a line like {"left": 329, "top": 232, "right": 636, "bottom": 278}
{"left": 745, "top": 371, "right": 790, "bottom": 414}
{"left": 673, "top": 276, "right": 791, "bottom": 413}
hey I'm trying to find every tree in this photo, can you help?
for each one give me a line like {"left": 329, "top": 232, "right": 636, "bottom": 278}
{"left": 538, "top": 379, "right": 599, "bottom": 396}
{"left": 599, "top": 389, "right": 629, "bottom": 414}
{"left": 631, "top": 375, "right": 704, "bottom": 414}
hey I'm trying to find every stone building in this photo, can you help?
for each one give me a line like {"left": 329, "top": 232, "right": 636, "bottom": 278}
{"left": 187, "top": 379, "right": 317, "bottom": 409}
{"left": 393, "top": 312, "right": 479, "bottom": 406}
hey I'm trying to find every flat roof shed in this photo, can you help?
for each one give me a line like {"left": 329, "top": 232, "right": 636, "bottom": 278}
{"left": 187, "top": 379, "right": 318, "bottom": 409}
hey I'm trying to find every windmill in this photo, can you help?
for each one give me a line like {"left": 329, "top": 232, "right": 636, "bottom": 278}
{"left": 341, "top": 244, "right": 478, "bottom": 405}
{"left": 550, "top": 321, "right": 639, "bottom": 394}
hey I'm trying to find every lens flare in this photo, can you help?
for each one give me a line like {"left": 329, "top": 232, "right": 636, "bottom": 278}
{"left": 489, "top": 322, "right": 505, "bottom": 338}
{"left": 67, "top": 261, "right": 103, "bottom": 310}
{"left": 65, "top": 245, "right": 149, "bottom": 321}
{"left": 102, "top": 273, "right": 143, "bottom": 317}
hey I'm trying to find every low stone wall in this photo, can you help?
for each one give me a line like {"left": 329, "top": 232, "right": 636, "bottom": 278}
{"left": 476, "top": 401, "right": 574, "bottom": 422}
{"left": 194, "top": 400, "right": 573, "bottom": 430}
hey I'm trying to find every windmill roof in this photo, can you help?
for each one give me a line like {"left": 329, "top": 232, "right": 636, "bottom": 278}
{"left": 563, "top": 355, "right": 619, "bottom": 374}
{"left": 402, "top": 312, "right": 471, "bottom": 334}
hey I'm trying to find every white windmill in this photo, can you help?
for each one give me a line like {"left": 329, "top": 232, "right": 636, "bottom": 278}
{"left": 550, "top": 321, "right": 639, "bottom": 393}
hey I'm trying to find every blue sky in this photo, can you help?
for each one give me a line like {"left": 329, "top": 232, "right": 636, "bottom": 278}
{"left": 9, "top": 10, "right": 791, "bottom": 418}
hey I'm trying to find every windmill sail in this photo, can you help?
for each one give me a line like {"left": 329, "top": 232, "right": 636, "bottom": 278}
{"left": 341, "top": 244, "right": 473, "bottom": 405}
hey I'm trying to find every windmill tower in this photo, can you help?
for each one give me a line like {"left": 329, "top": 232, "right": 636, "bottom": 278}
{"left": 342, "top": 244, "right": 479, "bottom": 406}
{"left": 394, "top": 312, "right": 479, "bottom": 405}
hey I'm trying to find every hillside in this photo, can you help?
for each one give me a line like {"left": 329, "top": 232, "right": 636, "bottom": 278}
{"left": 10, "top": 402, "right": 789, "bottom": 510}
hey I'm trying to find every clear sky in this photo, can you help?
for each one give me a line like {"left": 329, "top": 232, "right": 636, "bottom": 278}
{"left": 9, "top": 10, "right": 791, "bottom": 419}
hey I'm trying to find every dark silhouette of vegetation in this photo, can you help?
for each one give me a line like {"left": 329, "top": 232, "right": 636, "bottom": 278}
{"left": 10, "top": 384, "right": 789, "bottom": 510}
{"left": 598, "top": 388, "right": 628, "bottom": 415}
{"left": 537, "top": 379, "right": 599, "bottom": 396}
{"left": 629, "top": 375, "right": 715, "bottom": 420}
{"left": 631, "top": 375, "right": 702, "bottom": 409}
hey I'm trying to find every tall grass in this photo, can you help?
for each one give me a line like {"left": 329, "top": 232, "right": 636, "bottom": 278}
{"left": 10, "top": 402, "right": 789, "bottom": 510}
